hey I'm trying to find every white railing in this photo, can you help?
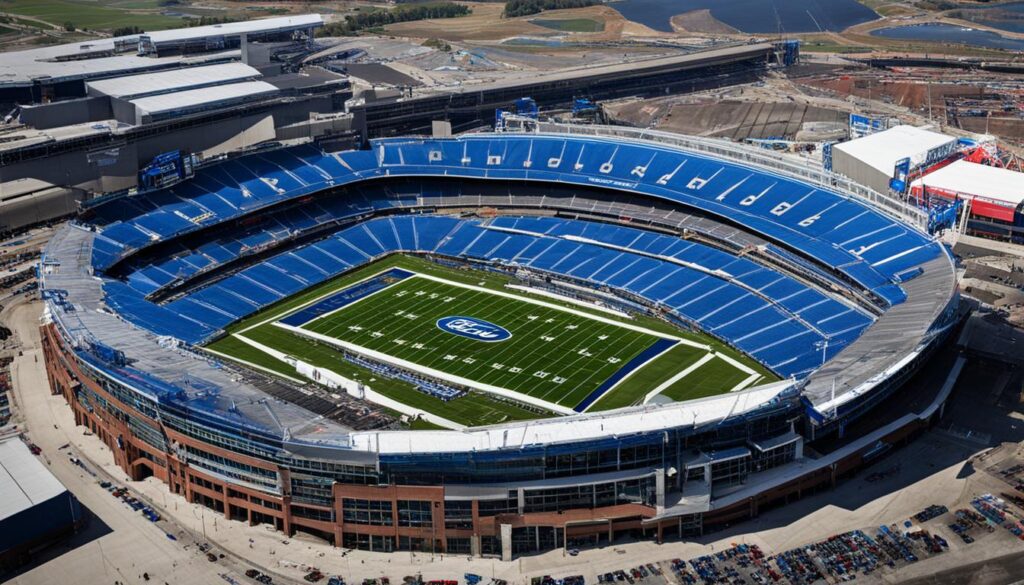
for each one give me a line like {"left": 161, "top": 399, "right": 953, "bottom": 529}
{"left": 501, "top": 119, "right": 930, "bottom": 233}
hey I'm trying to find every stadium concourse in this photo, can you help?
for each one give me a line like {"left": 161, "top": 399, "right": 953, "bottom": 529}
{"left": 38, "top": 130, "right": 959, "bottom": 558}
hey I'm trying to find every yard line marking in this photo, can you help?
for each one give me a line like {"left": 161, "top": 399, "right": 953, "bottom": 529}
{"left": 579, "top": 337, "right": 679, "bottom": 412}
{"left": 729, "top": 372, "right": 763, "bottom": 393}
{"left": 641, "top": 353, "right": 716, "bottom": 405}
{"left": 713, "top": 350, "right": 758, "bottom": 375}
{"left": 410, "top": 272, "right": 706, "bottom": 347}
{"left": 274, "top": 320, "right": 576, "bottom": 415}
{"left": 505, "top": 284, "right": 631, "bottom": 318}
{"left": 242, "top": 266, "right": 407, "bottom": 333}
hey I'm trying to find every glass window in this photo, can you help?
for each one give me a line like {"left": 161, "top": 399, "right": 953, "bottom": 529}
{"left": 444, "top": 500, "right": 473, "bottom": 530}
{"left": 397, "top": 500, "right": 433, "bottom": 527}
{"left": 342, "top": 498, "right": 393, "bottom": 526}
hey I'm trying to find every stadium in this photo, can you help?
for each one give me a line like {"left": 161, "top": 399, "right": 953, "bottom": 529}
{"left": 40, "top": 122, "right": 960, "bottom": 559}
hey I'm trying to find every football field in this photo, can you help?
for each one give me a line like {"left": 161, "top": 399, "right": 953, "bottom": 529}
{"left": 276, "top": 270, "right": 688, "bottom": 413}
{"left": 207, "top": 254, "right": 775, "bottom": 428}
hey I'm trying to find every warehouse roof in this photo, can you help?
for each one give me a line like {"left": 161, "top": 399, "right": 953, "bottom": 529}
{"left": 141, "top": 14, "right": 322, "bottom": 45}
{"left": 833, "top": 125, "right": 955, "bottom": 175}
{"left": 87, "top": 62, "right": 261, "bottom": 99}
{"left": 0, "top": 44, "right": 235, "bottom": 87}
{"left": 912, "top": 159, "right": 1024, "bottom": 205}
{"left": 131, "top": 80, "right": 278, "bottom": 116}
{"left": 0, "top": 436, "right": 67, "bottom": 522}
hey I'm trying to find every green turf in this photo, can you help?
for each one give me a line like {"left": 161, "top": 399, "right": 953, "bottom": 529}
{"left": 659, "top": 357, "right": 755, "bottom": 403}
{"left": 0, "top": 0, "right": 181, "bottom": 31}
{"left": 235, "top": 325, "right": 547, "bottom": 427}
{"left": 587, "top": 344, "right": 707, "bottom": 411}
{"left": 208, "top": 254, "right": 777, "bottom": 428}
{"left": 295, "top": 274, "right": 670, "bottom": 409}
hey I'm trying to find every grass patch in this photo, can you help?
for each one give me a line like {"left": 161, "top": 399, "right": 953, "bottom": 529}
{"left": 588, "top": 345, "right": 706, "bottom": 411}
{"left": 659, "top": 357, "right": 754, "bottom": 402}
{"left": 0, "top": 0, "right": 181, "bottom": 31}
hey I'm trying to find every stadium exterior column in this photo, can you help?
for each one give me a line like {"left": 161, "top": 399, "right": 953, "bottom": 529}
{"left": 221, "top": 484, "right": 230, "bottom": 519}
{"left": 433, "top": 499, "right": 445, "bottom": 553}
{"left": 470, "top": 500, "right": 481, "bottom": 557}
{"left": 655, "top": 468, "right": 665, "bottom": 514}
{"left": 500, "top": 523, "right": 512, "bottom": 562}
{"left": 333, "top": 482, "right": 344, "bottom": 547}
{"left": 281, "top": 467, "right": 294, "bottom": 537}
{"left": 183, "top": 464, "right": 194, "bottom": 506}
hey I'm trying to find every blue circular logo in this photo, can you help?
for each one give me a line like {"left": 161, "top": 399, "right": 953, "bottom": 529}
{"left": 436, "top": 316, "right": 512, "bottom": 343}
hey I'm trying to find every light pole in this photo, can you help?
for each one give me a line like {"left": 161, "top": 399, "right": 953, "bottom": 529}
{"left": 814, "top": 337, "right": 831, "bottom": 368}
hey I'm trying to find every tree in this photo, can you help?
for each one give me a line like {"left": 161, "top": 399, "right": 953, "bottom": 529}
{"left": 503, "top": 0, "right": 597, "bottom": 18}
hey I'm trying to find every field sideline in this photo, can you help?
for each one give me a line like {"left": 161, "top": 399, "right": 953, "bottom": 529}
{"left": 205, "top": 254, "right": 776, "bottom": 429}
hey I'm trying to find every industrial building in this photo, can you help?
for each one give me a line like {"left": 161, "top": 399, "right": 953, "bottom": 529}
{"left": 138, "top": 14, "right": 323, "bottom": 56}
{"left": 0, "top": 29, "right": 794, "bottom": 237}
{"left": 830, "top": 125, "right": 958, "bottom": 194}
{"left": 0, "top": 435, "right": 82, "bottom": 569}
{"left": 911, "top": 158, "right": 1024, "bottom": 241}
{"left": 85, "top": 62, "right": 263, "bottom": 100}
{"left": 360, "top": 43, "right": 781, "bottom": 138}
{"left": 0, "top": 15, "right": 364, "bottom": 236}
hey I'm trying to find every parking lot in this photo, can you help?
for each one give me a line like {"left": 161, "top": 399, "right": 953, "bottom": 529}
{"left": 539, "top": 491, "right": 1024, "bottom": 585}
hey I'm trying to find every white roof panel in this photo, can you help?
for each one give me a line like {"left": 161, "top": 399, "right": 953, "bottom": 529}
{"left": 347, "top": 381, "right": 793, "bottom": 455}
{"left": 833, "top": 125, "right": 956, "bottom": 175}
{"left": 143, "top": 14, "right": 322, "bottom": 44}
{"left": 911, "top": 159, "right": 1024, "bottom": 206}
{"left": 131, "top": 80, "right": 278, "bottom": 115}
{"left": 0, "top": 436, "right": 67, "bottom": 522}
{"left": 87, "top": 62, "right": 261, "bottom": 99}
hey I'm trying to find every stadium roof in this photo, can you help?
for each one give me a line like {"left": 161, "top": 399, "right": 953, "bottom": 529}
{"left": 833, "top": 125, "right": 956, "bottom": 174}
{"left": 0, "top": 39, "right": 236, "bottom": 87}
{"left": 130, "top": 81, "right": 278, "bottom": 117}
{"left": 87, "top": 63, "right": 261, "bottom": 100}
{"left": 0, "top": 436, "right": 67, "bottom": 522}
{"left": 141, "top": 14, "right": 322, "bottom": 45}
{"left": 911, "top": 159, "right": 1024, "bottom": 206}
{"left": 348, "top": 381, "right": 793, "bottom": 455}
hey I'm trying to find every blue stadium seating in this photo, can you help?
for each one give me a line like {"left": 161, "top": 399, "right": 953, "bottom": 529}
{"left": 89, "top": 135, "right": 942, "bottom": 309}
{"left": 103, "top": 215, "right": 880, "bottom": 374}
{"left": 87, "top": 134, "right": 946, "bottom": 375}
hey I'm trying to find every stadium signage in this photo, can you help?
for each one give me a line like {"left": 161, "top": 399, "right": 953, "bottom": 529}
{"left": 436, "top": 316, "right": 511, "bottom": 342}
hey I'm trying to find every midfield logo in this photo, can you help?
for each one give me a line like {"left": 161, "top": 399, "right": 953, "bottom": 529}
{"left": 436, "top": 316, "right": 512, "bottom": 343}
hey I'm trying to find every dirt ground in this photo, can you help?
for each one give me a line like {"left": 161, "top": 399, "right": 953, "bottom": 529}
{"left": 384, "top": 3, "right": 666, "bottom": 43}
{"left": 670, "top": 9, "right": 738, "bottom": 35}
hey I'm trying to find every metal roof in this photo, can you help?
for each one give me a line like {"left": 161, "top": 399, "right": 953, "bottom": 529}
{"left": 87, "top": 62, "right": 261, "bottom": 99}
{"left": 141, "top": 14, "right": 322, "bottom": 45}
{"left": 833, "top": 125, "right": 956, "bottom": 175}
{"left": 912, "top": 159, "right": 1024, "bottom": 206}
{"left": 0, "top": 39, "right": 237, "bottom": 87}
{"left": 130, "top": 80, "right": 278, "bottom": 116}
{"left": 0, "top": 436, "right": 67, "bottom": 523}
